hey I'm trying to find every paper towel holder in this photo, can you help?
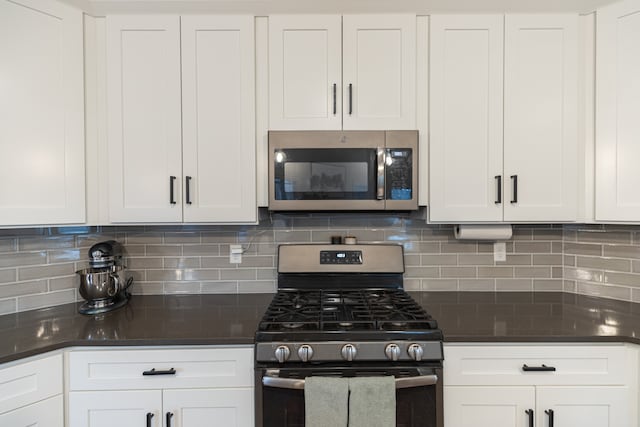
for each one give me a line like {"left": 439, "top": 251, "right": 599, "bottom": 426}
{"left": 453, "top": 224, "right": 513, "bottom": 241}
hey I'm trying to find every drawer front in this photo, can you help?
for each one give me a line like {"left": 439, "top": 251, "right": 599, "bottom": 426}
{"left": 0, "top": 394, "right": 63, "bottom": 427}
{"left": 443, "top": 344, "right": 629, "bottom": 386}
{"left": 0, "top": 353, "right": 62, "bottom": 414}
{"left": 69, "top": 346, "right": 254, "bottom": 391}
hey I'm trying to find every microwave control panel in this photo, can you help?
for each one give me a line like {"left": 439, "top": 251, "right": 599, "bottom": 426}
{"left": 320, "top": 251, "right": 363, "bottom": 265}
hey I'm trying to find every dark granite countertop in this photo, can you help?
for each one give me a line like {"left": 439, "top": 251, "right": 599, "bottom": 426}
{"left": 1, "top": 292, "right": 640, "bottom": 365}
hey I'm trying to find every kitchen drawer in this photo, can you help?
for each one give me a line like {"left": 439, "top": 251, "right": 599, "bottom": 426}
{"left": 0, "top": 394, "right": 63, "bottom": 427}
{"left": 443, "top": 344, "right": 629, "bottom": 386}
{"left": 68, "top": 346, "right": 254, "bottom": 391}
{"left": 0, "top": 353, "right": 62, "bottom": 415}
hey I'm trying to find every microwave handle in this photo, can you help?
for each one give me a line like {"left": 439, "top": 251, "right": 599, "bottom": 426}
{"left": 376, "top": 148, "right": 385, "bottom": 200}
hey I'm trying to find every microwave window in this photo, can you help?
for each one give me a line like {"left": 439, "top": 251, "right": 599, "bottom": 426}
{"left": 274, "top": 148, "right": 376, "bottom": 201}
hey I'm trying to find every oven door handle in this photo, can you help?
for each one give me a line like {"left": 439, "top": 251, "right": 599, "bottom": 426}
{"left": 262, "top": 370, "right": 438, "bottom": 390}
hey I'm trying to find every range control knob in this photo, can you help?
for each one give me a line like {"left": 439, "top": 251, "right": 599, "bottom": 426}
{"left": 341, "top": 344, "right": 357, "bottom": 361}
{"left": 274, "top": 345, "right": 291, "bottom": 363}
{"left": 407, "top": 343, "right": 424, "bottom": 361}
{"left": 385, "top": 343, "right": 401, "bottom": 361}
{"left": 298, "top": 344, "right": 314, "bottom": 362}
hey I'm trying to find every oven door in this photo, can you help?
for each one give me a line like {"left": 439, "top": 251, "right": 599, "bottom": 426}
{"left": 255, "top": 365, "right": 443, "bottom": 427}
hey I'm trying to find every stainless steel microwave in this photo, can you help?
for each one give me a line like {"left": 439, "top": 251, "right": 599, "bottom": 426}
{"left": 268, "top": 130, "right": 418, "bottom": 211}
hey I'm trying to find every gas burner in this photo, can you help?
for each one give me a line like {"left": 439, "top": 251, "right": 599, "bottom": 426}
{"left": 282, "top": 322, "right": 305, "bottom": 329}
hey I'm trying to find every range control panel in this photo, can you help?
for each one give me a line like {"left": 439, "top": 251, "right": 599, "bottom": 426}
{"left": 320, "top": 250, "right": 363, "bottom": 265}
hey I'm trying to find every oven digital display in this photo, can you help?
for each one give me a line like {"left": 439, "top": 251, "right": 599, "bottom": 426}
{"left": 320, "top": 250, "right": 363, "bottom": 264}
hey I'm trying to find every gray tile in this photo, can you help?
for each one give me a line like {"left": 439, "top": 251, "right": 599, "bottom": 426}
{"left": 0, "top": 269, "right": 16, "bottom": 284}
{"left": 478, "top": 267, "right": 513, "bottom": 278}
{"left": 0, "top": 238, "right": 16, "bottom": 253}
{"left": 201, "top": 281, "right": 238, "bottom": 294}
{"left": 18, "top": 263, "right": 74, "bottom": 281}
{"left": 49, "top": 276, "right": 77, "bottom": 291}
{"left": 183, "top": 244, "right": 220, "bottom": 256}
{"left": 564, "top": 255, "right": 576, "bottom": 267}
{"left": 514, "top": 267, "right": 551, "bottom": 278}
{"left": 511, "top": 228, "right": 533, "bottom": 240}
{"left": 603, "top": 271, "right": 640, "bottom": 287}
{"left": 238, "top": 280, "right": 277, "bottom": 293}
{"left": 350, "top": 230, "right": 385, "bottom": 242}
{"left": 632, "top": 288, "right": 640, "bottom": 303}
{"left": 441, "top": 267, "right": 476, "bottom": 278}
{"left": 633, "top": 260, "right": 640, "bottom": 273}
{"left": 201, "top": 257, "right": 233, "bottom": 268}
{"left": 422, "top": 279, "right": 457, "bottom": 291}
{"left": 576, "top": 256, "right": 631, "bottom": 272}
{"left": 18, "top": 236, "right": 74, "bottom": 251}
{"left": 257, "top": 269, "right": 277, "bottom": 280}
{"left": 404, "top": 254, "right": 421, "bottom": 266}
{"left": 602, "top": 245, "right": 640, "bottom": 259}
{"left": 128, "top": 257, "right": 163, "bottom": 269}
{"left": 458, "top": 279, "right": 495, "bottom": 291}
{"left": 496, "top": 254, "right": 532, "bottom": 265}
{"left": 563, "top": 280, "right": 577, "bottom": 293}
{"left": 563, "top": 229, "right": 578, "bottom": 242}
{"left": 404, "top": 267, "right": 440, "bottom": 278}
{"left": 125, "top": 245, "right": 146, "bottom": 256}
{"left": 495, "top": 279, "right": 533, "bottom": 291}
{"left": 564, "top": 268, "right": 603, "bottom": 283}
{"left": 130, "top": 282, "right": 164, "bottom": 295}
{"left": 0, "top": 252, "right": 47, "bottom": 268}
{"left": 441, "top": 242, "right": 477, "bottom": 253}
{"left": 551, "top": 242, "right": 563, "bottom": 253}
{"left": 163, "top": 282, "right": 202, "bottom": 294}
{"left": 237, "top": 256, "right": 274, "bottom": 268}
{"left": 421, "top": 255, "right": 457, "bottom": 266}
{"left": 577, "top": 230, "right": 631, "bottom": 244}
{"left": 576, "top": 282, "right": 631, "bottom": 302}
{"left": 0, "top": 280, "right": 47, "bottom": 298}
{"left": 220, "top": 269, "right": 257, "bottom": 280}
{"left": 421, "top": 228, "right": 451, "bottom": 241}
{"left": 274, "top": 230, "right": 311, "bottom": 243}
{"left": 457, "top": 254, "right": 494, "bottom": 265}
{"left": 533, "top": 279, "right": 563, "bottom": 291}
{"left": 76, "top": 234, "right": 117, "bottom": 248}
{"left": 163, "top": 257, "right": 201, "bottom": 269}
{"left": 404, "top": 242, "right": 440, "bottom": 254}
{"left": 145, "top": 245, "right": 182, "bottom": 256}
{"left": 0, "top": 299, "right": 16, "bottom": 315}
{"left": 403, "top": 279, "right": 421, "bottom": 291}
{"left": 532, "top": 229, "right": 563, "bottom": 240}
{"left": 48, "top": 249, "right": 82, "bottom": 263}
{"left": 384, "top": 231, "right": 421, "bottom": 242}
{"left": 147, "top": 269, "right": 219, "bottom": 281}
{"left": 312, "top": 231, "right": 341, "bottom": 243}
{"left": 17, "top": 289, "right": 75, "bottom": 311}
{"left": 533, "top": 254, "right": 563, "bottom": 266}
{"left": 126, "top": 233, "right": 163, "bottom": 245}
{"left": 514, "top": 242, "right": 551, "bottom": 253}
{"left": 291, "top": 217, "right": 330, "bottom": 229}
{"left": 552, "top": 267, "right": 563, "bottom": 278}
{"left": 164, "top": 233, "right": 201, "bottom": 244}
{"left": 564, "top": 243, "right": 602, "bottom": 256}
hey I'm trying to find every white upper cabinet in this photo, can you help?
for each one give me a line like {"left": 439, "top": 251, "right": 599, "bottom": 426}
{"left": 181, "top": 16, "right": 256, "bottom": 223}
{"left": 429, "top": 15, "right": 504, "bottom": 222}
{"left": 0, "top": 0, "right": 85, "bottom": 226}
{"left": 269, "top": 14, "right": 416, "bottom": 130}
{"left": 429, "top": 14, "right": 578, "bottom": 223}
{"left": 106, "top": 16, "right": 183, "bottom": 223}
{"left": 503, "top": 15, "right": 578, "bottom": 222}
{"left": 106, "top": 15, "right": 256, "bottom": 223}
{"left": 595, "top": 0, "right": 640, "bottom": 221}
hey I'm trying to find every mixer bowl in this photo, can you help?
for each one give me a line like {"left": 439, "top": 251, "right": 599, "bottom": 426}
{"left": 76, "top": 266, "right": 125, "bottom": 301}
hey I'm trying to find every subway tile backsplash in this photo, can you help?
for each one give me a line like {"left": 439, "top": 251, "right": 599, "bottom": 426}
{"left": 1, "top": 212, "right": 640, "bottom": 314}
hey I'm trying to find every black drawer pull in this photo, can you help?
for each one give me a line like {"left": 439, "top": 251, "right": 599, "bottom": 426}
{"left": 169, "top": 176, "right": 177, "bottom": 205}
{"left": 146, "top": 412, "right": 154, "bottom": 427}
{"left": 546, "top": 409, "right": 554, "bottom": 427}
{"left": 143, "top": 368, "right": 176, "bottom": 376}
{"left": 510, "top": 174, "right": 518, "bottom": 203}
{"left": 495, "top": 175, "right": 502, "bottom": 204}
{"left": 185, "top": 176, "right": 192, "bottom": 205}
{"left": 526, "top": 409, "right": 534, "bottom": 427}
{"left": 522, "top": 364, "right": 556, "bottom": 372}
{"left": 166, "top": 412, "right": 174, "bottom": 427}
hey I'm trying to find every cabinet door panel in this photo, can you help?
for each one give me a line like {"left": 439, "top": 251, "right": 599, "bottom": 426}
{"left": 429, "top": 15, "right": 504, "bottom": 222}
{"left": 537, "top": 387, "right": 630, "bottom": 427}
{"left": 444, "top": 386, "right": 535, "bottom": 427}
{"left": 504, "top": 15, "right": 578, "bottom": 222}
{"left": 342, "top": 15, "right": 416, "bottom": 130}
{"left": 181, "top": 16, "right": 256, "bottom": 222}
{"left": 0, "top": 395, "right": 63, "bottom": 427}
{"left": 164, "top": 388, "right": 254, "bottom": 427}
{"left": 106, "top": 16, "right": 183, "bottom": 223}
{"left": 269, "top": 15, "right": 342, "bottom": 130}
{"left": 0, "top": 0, "right": 84, "bottom": 225}
{"left": 69, "top": 390, "right": 162, "bottom": 427}
{"left": 596, "top": 0, "right": 640, "bottom": 221}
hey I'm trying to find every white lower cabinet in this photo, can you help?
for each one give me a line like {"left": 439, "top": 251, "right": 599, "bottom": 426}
{"left": 67, "top": 347, "right": 254, "bottom": 427}
{"left": 0, "top": 394, "right": 63, "bottom": 427}
{"left": 443, "top": 344, "right": 636, "bottom": 427}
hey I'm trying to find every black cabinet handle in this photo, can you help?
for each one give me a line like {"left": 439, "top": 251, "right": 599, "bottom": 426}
{"left": 546, "top": 409, "right": 554, "bottom": 427}
{"left": 495, "top": 175, "right": 502, "bottom": 204}
{"left": 142, "top": 368, "right": 176, "bottom": 376}
{"left": 348, "top": 83, "right": 353, "bottom": 115}
{"left": 166, "top": 412, "right": 174, "bottom": 427}
{"left": 522, "top": 364, "right": 556, "bottom": 372}
{"left": 146, "top": 412, "right": 154, "bottom": 427}
{"left": 510, "top": 175, "right": 518, "bottom": 203}
{"left": 526, "top": 409, "right": 534, "bottom": 427}
{"left": 185, "top": 176, "right": 192, "bottom": 205}
{"left": 332, "top": 83, "right": 337, "bottom": 115}
{"left": 169, "top": 176, "right": 177, "bottom": 205}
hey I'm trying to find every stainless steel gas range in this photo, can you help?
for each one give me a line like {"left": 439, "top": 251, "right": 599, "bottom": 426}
{"left": 254, "top": 243, "right": 444, "bottom": 427}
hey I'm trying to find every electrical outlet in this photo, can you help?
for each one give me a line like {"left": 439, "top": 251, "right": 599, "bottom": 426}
{"left": 493, "top": 242, "right": 506, "bottom": 262}
{"left": 230, "top": 244, "right": 243, "bottom": 264}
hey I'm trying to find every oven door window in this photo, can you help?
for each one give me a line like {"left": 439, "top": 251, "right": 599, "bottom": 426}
{"left": 273, "top": 148, "right": 377, "bottom": 201}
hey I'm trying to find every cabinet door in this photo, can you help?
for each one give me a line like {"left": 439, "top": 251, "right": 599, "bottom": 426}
{"left": 595, "top": 0, "right": 640, "bottom": 221}
{"left": 106, "top": 16, "right": 183, "bottom": 223}
{"left": 181, "top": 16, "right": 256, "bottom": 223}
{"left": 429, "top": 15, "right": 504, "bottom": 222}
{"left": 269, "top": 15, "right": 342, "bottom": 130}
{"left": 0, "top": 395, "right": 63, "bottom": 427}
{"left": 537, "top": 387, "right": 630, "bottom": 427}
{"left": 342, "top": 15, "right": 416, "bottom": 130}
{"left": 504, "top": 15, "right": 578, "bottom": 222}
{"left": 163, "top": 388, "right": 254, "bottom": 427}
{"left": 0, "top": 0, "right": 84, "bottom": 226}
{"left": 444, "top": 386, "right": 535, "bottom": 427}
{"left": 69, "top": 390, "right": 162, "bottom": 427}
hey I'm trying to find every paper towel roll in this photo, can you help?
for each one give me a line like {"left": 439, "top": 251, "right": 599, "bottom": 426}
{"left": 454, "top": 224, "right": 512, "bottom": 241}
